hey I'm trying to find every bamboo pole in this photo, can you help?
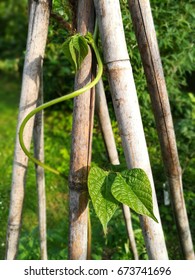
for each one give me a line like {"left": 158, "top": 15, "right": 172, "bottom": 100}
{"left": 33, "top": 70, "right": 47, "bottom": 260}
{"left": 5, "top": 0, "right": 50, "bottom": 260}
{"left": 95, "top": 79, "right": 120, "bottom": 165}
{"left": 94, "top": 0, "right": 168, "bottom": 259}
{"left": 128, "top": 0, "right": 194, "bottom": 260}
{"left": 95, "top": 79, "right": 139, "bottom": 260}
{"left": 68, "top": 0, "right": 95, "bottom": 260}
{"left": 122, "top": 205, "right": 139, "bottom": 260}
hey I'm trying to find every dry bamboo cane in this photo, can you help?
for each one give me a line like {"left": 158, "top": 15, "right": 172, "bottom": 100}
{"left": 94, "top": 0, "right": 168, "bottom": 259}
{"left": 95, "top": 79, "right": 120, "bottom": 165}
{"left": 33, "top": 69, "right": 47, "bottom": 260}
{"left": 5, "top": 0, "right": 50, "bottom": 260}
{"left": 68, "top": 0, "right": 95, "bottom": 260}
{"left": 128, "top": 0, "right": 194, "bottom": 260}
{"left": 95, "top": 78, "right": 139, "bottom": 260}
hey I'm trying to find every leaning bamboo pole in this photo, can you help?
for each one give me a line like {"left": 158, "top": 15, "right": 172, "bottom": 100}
{"left": 68, "top": 0, "right": 95, "bottom": 260}
{"left": 94, "top": 0, "right": 168, "bottom": 259}
{"left": 95, "top": 78, "right": 139, "bottom": 260}
{"left": 128, "top": 0, "right": 194, "bottom": 260}
{"left": 95, "top": 79, "right": 120, "bottom": 165}
{"left": 33, "top": 70, "right": 47, "bottom": 260}
{"left": 5, "top": 0, "right": 50, "bottom": 260}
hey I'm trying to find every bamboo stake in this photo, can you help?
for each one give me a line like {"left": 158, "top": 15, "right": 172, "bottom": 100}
{"left": 33, "top": 70, "right": 47, "bottom": 260}
{"left": 95, "top": 78, "right": 139, "bottom": 260}
{"left": 95, "top": 79, "right": 120, "bottom": 165}
{"left": 68, "top": 0, "right": 95, "bottom": 260}
{"left": 5, "top": 0, "right": 50, "bottom": 260}
{"left": 128, "top": 0, "right": 194, "bottom": 260}
{"left": 94, "top": 0, "right": 168, "bottom": 259}
{"left": 122, "top": 205, "right": 139, "bottom": 260}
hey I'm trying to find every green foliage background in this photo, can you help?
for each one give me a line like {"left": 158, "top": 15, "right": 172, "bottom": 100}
{"left": 0, "top": 0, "right": 194, "bottom": 259}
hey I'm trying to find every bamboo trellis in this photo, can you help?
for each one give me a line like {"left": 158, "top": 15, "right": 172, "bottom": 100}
{"left": 5, "top": 0, "right": 194, "bottom": 260}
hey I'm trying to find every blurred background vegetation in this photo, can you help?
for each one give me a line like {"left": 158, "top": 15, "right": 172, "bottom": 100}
{"left": 0, "top": 0, "right": 194, "bottom": 260}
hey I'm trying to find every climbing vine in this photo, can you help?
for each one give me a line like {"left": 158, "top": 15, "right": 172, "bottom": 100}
{"left": 19, "top": 32, "right": 157, "bottom": 233}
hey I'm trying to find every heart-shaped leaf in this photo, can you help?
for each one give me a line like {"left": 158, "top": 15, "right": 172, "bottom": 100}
{"left": 88, "top": 167, "right": 119, "bottom": 234}
{"left": 111, "top": 168, "right": 158, "bottom": 223}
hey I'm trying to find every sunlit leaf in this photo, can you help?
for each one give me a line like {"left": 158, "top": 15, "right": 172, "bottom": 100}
{"left": 88, "top": 167, "right": 119, "bottom": 234}
{"left": 111, "top": 169, "right": 158, "bottom": 223}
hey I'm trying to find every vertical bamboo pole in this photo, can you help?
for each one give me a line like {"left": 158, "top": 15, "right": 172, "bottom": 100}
{"left": 68, "top": 0, "right": 95, "bottom": 260}
{"left": 94, "top": 0, "right": 168, "bottom": 259}
{"left": 128, "top": 0, "right": 194, "bottom": 260}
{"left": 5, "top": 0, "right": 50, "bottom": 260}
{"left": 95, "top": 79, "right": 139, "bottom": 260}
{"left": 33, "top": 70, "right": 47, "bottom": 260}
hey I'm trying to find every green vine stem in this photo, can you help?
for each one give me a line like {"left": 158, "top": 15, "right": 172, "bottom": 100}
{"left": 19, "top": 33, "right": 103, "bottom": 177}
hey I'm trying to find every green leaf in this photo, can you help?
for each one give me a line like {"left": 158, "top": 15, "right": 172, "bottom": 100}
{"left": 88, "top": 167, "right": 119, "bottom": 234}
{"left": 61, "top": 37, "right": 76, "bottom": 69}
{"left": 68, "top": 37, "right": 78, "bottom": 70}
{"left": 75, "top": 35, "right": 89, "bottom": 69}
{"left": 111, "top": 169, "right": 158, "bottom": 223}
{"left": 61, "top": 34, "right": 89, "bottom": 71}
